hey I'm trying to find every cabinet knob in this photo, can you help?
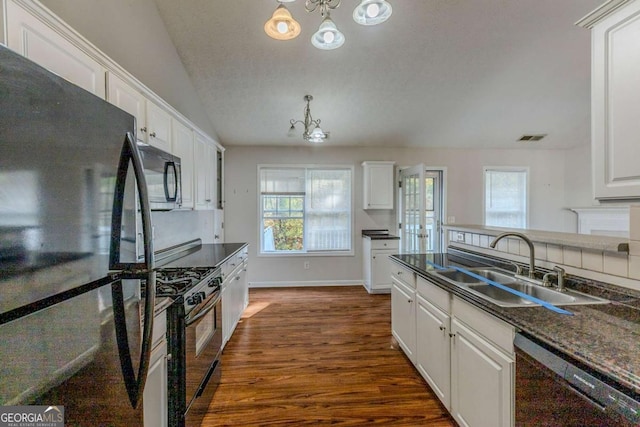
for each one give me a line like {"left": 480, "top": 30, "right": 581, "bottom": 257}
{"left": 166, "top": 353, "right": 172, "bottom": 361}
{"left": 150, "top": 131, "right": 157, "bottom": 138}
{"left": 372, "top": 256, "right": 376, "bottom": 259}
{"left": 140, "top": 126, "right": 147, "bottom": 133}
{"left": 397, "top": 271, "right": 402, "bottom": 275}
{"left": 449, "top": 333, "right": 456, "bottom": 338}
{"left": 439, "top": 326, "right": 446, "bottom": 331}
{"left": 407, "top": 299, "right": 412, "bottom": 304}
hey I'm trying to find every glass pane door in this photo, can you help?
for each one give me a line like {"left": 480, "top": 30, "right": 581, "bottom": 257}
{"left": 400, "top": 165, "right": 425, "bottom": 253}
{"left": 399, "top": 166, "right": 443, "bottom": 253}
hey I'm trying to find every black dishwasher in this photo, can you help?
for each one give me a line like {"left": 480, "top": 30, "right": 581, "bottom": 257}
{"left": 514, "top": 333, "right": 640, "bottom": 426}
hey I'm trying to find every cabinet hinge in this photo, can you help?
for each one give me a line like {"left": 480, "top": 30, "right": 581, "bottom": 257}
{"left": 398, "top": 180, "right": 402, "bottom": 188}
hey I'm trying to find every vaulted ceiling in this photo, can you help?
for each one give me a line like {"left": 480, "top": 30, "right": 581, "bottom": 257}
{"left": 152, "top": 0, "right": 603, "bottom": 149}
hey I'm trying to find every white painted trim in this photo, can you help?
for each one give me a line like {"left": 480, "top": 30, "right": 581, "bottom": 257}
{"left": 249, "top": 280, "right": 362, "bottom": 288}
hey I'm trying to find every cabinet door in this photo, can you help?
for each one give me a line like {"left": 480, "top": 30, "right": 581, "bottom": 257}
{"left": 6, "top": 0, "right": 105, "bottom": 97}
{"left": 213, "top": 209, "right": 224, "bottom": 242}
{"left": 416, "top": 295, "right": 451, "bottom": 410}
{"left": 591, "top": 1, "right": 640, "bottom": 199}
{"left": 172, "top": 120, "right": 195, "bottom": 209}
{"left": 391, "top": 277, "right": 416, "bottom": 363}
{"left": 451, "top": 318, "right": 513, "bottom": 427}
{"left": 371, "top": 249, "right": 396, "bottom": 291}
{"left": 146, "top": 101, "right": 172, "bottom": 152}
{"left": 106, "top": 72, "right": 146, "bottom": 140}
{"left": 194, "top": 132, "right": 215, "bottom": 210}
{"left": 363, "top": 162, "right": 394, "bottom": 209}
{"left": 144, "top": 339, "right": 168, "bottom": 427}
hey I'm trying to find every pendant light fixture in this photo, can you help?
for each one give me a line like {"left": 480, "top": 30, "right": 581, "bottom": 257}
{"left": 288, "top": 95, "right": 329, "bottom": 143}
{"left": 353, "top": 0, "right": 393, "bottom": 26}
{"left": 264, "top": 3, "right": 301, "bottom": 41}
{"left": 264, "top": 0, "right": 393, "bottom": 50}
{"left": 311, "top": 14, "right": 345, "bottom": 50}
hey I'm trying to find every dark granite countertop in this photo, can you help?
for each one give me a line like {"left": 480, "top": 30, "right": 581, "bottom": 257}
{"left": 390, "top": 251, "right": 640, "bottom": 397}
{"left": 362, "top": 229, "right": 400, "bottom": 240}
{"left": 158, "top": 242, "right": 248, "bottom": 270}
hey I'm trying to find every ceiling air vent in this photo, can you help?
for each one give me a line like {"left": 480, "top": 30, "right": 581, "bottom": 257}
{"left": 518, "top": 134, "right": 547, "bottom": 142}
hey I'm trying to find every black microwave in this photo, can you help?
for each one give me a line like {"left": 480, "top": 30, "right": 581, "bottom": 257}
{"left": 137, "top": 144, "right": 182, "bottom": 211}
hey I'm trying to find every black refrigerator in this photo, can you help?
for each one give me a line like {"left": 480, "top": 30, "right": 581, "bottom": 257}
{"left": 0, "top": 45, "right": 156, "bottom": 426}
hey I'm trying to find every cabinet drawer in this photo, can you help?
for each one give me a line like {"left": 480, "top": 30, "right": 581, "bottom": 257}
{"left": 391, "top": 263, "right": 416, "bottom": 288}
{"left": 417, "top": 276, "right": 450, "bottom": 313}
{"left": 452, "top": 296, "right": 514, "bottom": 355}
{"left": 370, "top": 239, "right": 399, "bottom": 250}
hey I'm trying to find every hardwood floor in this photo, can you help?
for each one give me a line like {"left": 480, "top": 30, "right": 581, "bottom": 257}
{"left": 201, "top": 286, "right": 455, "bottom": 426}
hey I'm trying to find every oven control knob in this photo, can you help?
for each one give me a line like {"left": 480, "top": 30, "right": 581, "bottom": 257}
{"left": 187, "top": 294, "right": 202, "bottom": 305}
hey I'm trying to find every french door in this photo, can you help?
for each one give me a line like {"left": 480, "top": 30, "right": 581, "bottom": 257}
{"left": 399, "top": 165, "right": 443, "bottom": 253}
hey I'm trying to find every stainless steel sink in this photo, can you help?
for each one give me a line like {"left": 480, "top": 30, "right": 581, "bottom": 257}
{"left": 433, "top": 267, "right": 609, "bottom": 308}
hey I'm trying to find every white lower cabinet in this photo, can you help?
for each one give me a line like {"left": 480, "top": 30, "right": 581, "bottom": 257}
{"left": 363, "top": 238, "right": 399, "bottom": 293}
{"left": 144, "top": 309, "right": 168, "bottom": 427}
{"left": 221, "top": 247, "right": 249, "bottom": 348}
{"left": 416, "top": 294, "right": 451, "bottom": 409}
{"left": 451, "top": 317, "right": 513, "bottom": 427}
{"left": 391, "top": 276, "right": 416, "bottom": 363}
{"left": 394, "top": 268, "right": 515, "bottom": 427}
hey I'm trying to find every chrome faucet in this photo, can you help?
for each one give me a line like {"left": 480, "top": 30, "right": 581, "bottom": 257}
{"left": 543, "top": 266, "right": 567, "bottom": 291}
{"left": 489, "top": 232, "right": 536, "bottom": 279}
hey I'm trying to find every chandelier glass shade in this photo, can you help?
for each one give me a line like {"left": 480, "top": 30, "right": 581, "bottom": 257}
{"left": 264, "top": 4, "right": 301, "bottom": 40}
{"left": 353, "top": 0, "right": 393, "bottom": 26}
{"left": 311, "top": 16, "right": 345, "bottom": 50}
{"left": 289, "top": 95, "right": 329, "bottom": 143}
{"left": 264, "top": 0, "right": 392, "bottom": 49}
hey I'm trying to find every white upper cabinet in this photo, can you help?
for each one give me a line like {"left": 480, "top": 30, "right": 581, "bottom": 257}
{"left": 106, "top": 72, "right": 173, "bottom": 153}
{"left": 579, "top": 0, "right": 640, "bottom": 199}
{"left": 106, "top": 71, "right": 146, "bottom": 138}
{"left": 194, "top": 131, "right": 217, "bottom": 210}
{"left": 5, "top": 0, "right": 105, "bottom": 97}
{"left": 146, "top": 101, "right": 172, "bottom": 152}
{"left": 172, "top": 119, "right": 195, "bottom": 209}
{"left": 362, "top": 161, "right": 395, "bottom": 209}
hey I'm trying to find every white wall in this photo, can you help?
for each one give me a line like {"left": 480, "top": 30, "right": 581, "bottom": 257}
{"left": 40, "top": 0, "right": 216, "bottom": 138}
{"left": 224, "top": 145, "right": 589, "bottom": 284}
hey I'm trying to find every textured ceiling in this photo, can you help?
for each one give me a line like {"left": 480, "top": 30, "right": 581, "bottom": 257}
{"left": 152, "top": 0, "right": 603, "bottom": 149}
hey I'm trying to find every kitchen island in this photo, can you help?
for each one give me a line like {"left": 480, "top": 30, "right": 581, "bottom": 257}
{"left": 391, "top": 249, "right": 640, "bottom": 426}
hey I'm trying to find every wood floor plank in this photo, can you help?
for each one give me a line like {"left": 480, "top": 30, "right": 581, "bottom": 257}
{"left": 201, "top": 286, "right": 455, "bottom": 426}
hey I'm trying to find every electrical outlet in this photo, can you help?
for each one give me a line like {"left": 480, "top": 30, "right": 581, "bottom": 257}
{"left": 304, "top": 261, "right": 310, "bottom": 269}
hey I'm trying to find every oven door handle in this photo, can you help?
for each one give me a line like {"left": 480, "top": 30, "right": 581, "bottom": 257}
{"left": 185, "top": 294, "right": 220, "bottom": 327}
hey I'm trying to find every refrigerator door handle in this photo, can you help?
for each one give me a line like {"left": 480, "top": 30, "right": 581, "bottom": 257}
{"left": 111, "top": 132, "right": 156, "bottom": 409}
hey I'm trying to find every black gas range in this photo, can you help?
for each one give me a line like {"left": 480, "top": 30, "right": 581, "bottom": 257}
{"left": 153, "top": 259, "right": 224, "bottom": 427}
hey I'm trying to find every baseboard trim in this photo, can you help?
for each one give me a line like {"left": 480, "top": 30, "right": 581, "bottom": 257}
{"left": 249, "top": 280, "right": 363, "bottom": 288}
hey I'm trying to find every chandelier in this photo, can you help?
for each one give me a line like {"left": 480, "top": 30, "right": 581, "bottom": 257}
{"left": 288, "top": 95, "right": 329, "bottom": 143}
{"left": 264, "top": 0, "right": 393, "bottom": 50}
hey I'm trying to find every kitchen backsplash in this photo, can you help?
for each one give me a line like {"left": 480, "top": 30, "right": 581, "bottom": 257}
{"left": 152, "top": 210, "right": 216, "bottom": 250}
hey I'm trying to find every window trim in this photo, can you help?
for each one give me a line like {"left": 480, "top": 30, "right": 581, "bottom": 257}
{"left": 257, "top": 164, "right": 355, "bottom": 257}
{"left": 482, "top": 166, "right": 529, "bottom": 229}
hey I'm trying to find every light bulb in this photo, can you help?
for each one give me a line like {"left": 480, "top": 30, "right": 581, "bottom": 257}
{"left": 276, "top": 21, "right": 289, "bottom": 34}
{"left": 366, "top": 3, "right": 380, "bottom": 18}
{"left": 323, "top": 31, "right": 335, "bottom": 44}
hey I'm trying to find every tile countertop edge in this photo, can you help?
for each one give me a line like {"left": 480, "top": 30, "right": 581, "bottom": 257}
{"left": 443, "top": 224, "right": 629, "bottom": 253}
{"left": 389, "top": 254, "right": 640, "bottom": 396}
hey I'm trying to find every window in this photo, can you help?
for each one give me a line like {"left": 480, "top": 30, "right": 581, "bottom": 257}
{"left": 260, "top": 165, "right": 353, "bottom": 255}
{"left": 484, "top": 167, "right": 528, "bottom": 228}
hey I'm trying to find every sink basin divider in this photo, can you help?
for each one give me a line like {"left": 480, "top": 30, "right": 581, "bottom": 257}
{"left": 450, "top": 267, "right": 574, "bottom": 316}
